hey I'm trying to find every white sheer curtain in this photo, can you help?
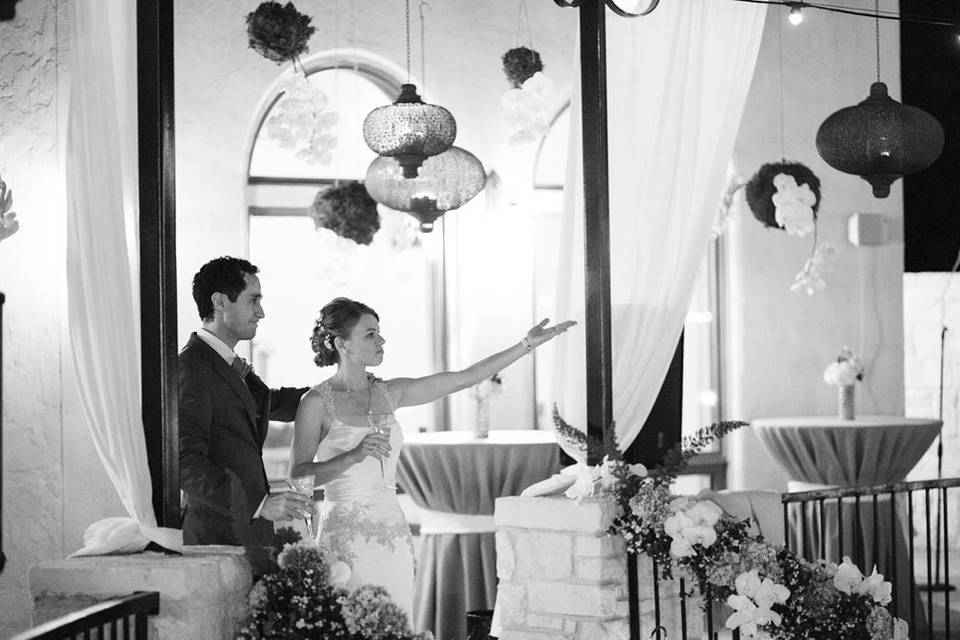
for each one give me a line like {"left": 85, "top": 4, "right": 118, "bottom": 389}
{"left": 66, "top": 0, "right": 181, "bottom": 555}
{"left": 553, "top": 1, "right": 767, "bottom": 452}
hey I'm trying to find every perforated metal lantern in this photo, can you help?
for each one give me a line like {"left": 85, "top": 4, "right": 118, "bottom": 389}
{"left": 364, "top": 146, "right": 486, "bottom": 232}
{"left": 816, "top": 82, "right": 944, "bottom": 198}
{"left": 362, "top": 84, "right": 457, "bottom": 180}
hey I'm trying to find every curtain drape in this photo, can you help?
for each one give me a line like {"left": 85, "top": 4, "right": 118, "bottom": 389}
{"left": 553, "top": 1, "right": 767, "bottom": 453}
{"left": 66, "top": 0, "right": 181, "bottom": 555}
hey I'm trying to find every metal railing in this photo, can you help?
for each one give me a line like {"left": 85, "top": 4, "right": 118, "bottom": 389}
{"left": 630, "top": 479, "right": 959, "bottom": 639}
{"left": 783, "top": 478, "right": 959, "bottom": 640}
{"left": 9, "top": 591, "right": 159, "bottom": 640}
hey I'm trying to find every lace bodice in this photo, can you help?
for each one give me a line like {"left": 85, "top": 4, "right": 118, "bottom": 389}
{"left": 313, "top": 377, "right": 404, "bottom": 502}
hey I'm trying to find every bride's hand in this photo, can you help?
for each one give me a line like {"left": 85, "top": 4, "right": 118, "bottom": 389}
{"left": 525, "top": 318, "right": 576, "bottom": 349}
{"left": 350, "top": 432, "right": 391, "bottom": 464}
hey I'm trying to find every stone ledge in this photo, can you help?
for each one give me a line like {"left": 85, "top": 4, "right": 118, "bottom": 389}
{"left": 494, "top": 496, "right": 618, "bottom": 533}
{"left": 30, "top": 547, "right": 252, "bottom": 640}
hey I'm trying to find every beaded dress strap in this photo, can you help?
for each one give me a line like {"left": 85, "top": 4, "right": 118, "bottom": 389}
{"left": 372, "top": 378, "right": 396, "bottom": 413}
{"left": 317, "top": 380, "right": 337, "bottom": 421}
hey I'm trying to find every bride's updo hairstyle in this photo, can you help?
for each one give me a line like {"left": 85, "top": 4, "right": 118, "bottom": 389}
{"left": 310, "top": 297, "right": 380, "bottom": 367}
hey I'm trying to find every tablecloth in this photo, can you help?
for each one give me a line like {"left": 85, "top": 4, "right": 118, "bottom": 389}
{"left": 397, "top": 430, "right": 560, "bottom": 640}
{"left": 753, "top": 415, "right": 941, "bottom": 628}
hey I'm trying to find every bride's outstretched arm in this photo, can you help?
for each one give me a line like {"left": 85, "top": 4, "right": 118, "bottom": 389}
{"left": 392, "top": 318, "right": 576, "bottom": 408}
{"left": 289, "top": 388, "right": 391, "bottom": 484}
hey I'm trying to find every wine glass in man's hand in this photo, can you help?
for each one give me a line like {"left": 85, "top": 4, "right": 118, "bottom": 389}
{"left": 288, "top": 475, "right": 316, "bottom": 537}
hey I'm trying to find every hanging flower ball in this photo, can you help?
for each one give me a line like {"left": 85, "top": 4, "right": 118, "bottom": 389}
{"left": 502, "top": 46, "right": 544, "bottom": 88}
{"left": 309, "top": 181, "right": 380, "bottom": 245}
{"left": 245, "top": 1, "right": 316, "bottom": 65}
{"left": 745, "top": 161, "right": 821, "bottom": 232}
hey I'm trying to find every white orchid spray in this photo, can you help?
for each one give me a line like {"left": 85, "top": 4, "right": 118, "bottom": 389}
{"left": 0, "top": 175, "right": 19, "bottom": 242}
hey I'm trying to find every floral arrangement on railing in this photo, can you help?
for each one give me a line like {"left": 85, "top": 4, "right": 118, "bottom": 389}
{"left": 239, "top": 528, "right": 433, "bottom": 640}
{"left": 309, "top": 182, "right": 380, "bottom": 246}
{"left": 0, "top": 174, "right": 19, "bottom": 242}
{"left": 552, "top": 409, "right": 909, "bottom": 640}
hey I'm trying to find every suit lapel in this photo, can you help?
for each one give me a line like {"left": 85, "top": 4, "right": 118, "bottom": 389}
{"left": 186, "top": 334, "right": 259, "bottom": 430}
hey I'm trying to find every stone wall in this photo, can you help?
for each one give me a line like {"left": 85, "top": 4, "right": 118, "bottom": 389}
{"left": 30, "top": 550, "right": 252, "bottom": 640}
{"left": 903, "top": 272, "right": 960, "bottom": 549}
{"left": 494, "top": 496, "right": 715, "bottom": 640}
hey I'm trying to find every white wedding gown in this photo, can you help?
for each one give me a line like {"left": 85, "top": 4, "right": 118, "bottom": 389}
{"left": 312, "top": 379, "right": 415, "bottom": 620}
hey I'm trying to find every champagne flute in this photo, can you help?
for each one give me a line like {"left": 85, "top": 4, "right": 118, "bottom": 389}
{"left": 288, "top": 474, "right": 316, "bottom": 537}
{"left": 368, "top": 415, "right": 395, "bottom": 490}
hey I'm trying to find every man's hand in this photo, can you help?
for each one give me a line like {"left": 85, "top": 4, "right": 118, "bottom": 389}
{"left": 259, "top": 491, "right": 313, "bottom": 522}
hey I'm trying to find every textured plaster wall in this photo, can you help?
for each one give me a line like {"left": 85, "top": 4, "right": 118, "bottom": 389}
{"left": 0, "top": 2, "right": 124, "bottom": 634}
{"left": 726, "top": 1, "right": 906, "bottom": 490}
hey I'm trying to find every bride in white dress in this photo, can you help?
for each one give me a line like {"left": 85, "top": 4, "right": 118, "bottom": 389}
{"left": 289, "top": 297, "right": 574, "bottom": 622}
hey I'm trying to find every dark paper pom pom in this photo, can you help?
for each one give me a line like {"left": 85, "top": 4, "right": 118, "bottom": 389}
{"left": 745, "top": 161, "right": 821, "bottom": 229}
{"left": 502, "top": 47, "right": 544, "bottom": 88}
{"left": 309, "top": 181, "right": 381, "bottom": 245}
{"left": 246, "top": 1, "right": 316, "bottom": 64}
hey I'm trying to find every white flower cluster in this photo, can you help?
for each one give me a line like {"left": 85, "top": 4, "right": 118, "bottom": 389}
{"left": 500, "top": 72, "right": 554, "bottom": 145}
{"left": 791, "top": 242, "right": 832, "bottom": 296}
{"left": 277, "top": 537, "right": 352, "bottom": 587}
{"left": 772, "top": 173, "right": 817, "bottom": 237}
{"left": 725, "top": 570, "right": 791, "bottom": 639}
{"left": 833, "top": 556, "right": 893, "bottom": 604}
{"left": 0, "top": 176, "right": 18, "bottom": 242}
{"left": 562, "top": 456, "right": 647, "bottom": 502}
{"left": 265, "top": 73, "right": 339, "bottom": 165}
{"left": 823, "top": 347, "right": 865, "bottom": 386}
{"left": 662, "top": 498, "right": 723, "bottom": 558}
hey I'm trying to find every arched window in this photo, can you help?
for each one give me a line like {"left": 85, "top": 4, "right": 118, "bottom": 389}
{"left": 246, "top": 61, "right": 442, "bottom": 439}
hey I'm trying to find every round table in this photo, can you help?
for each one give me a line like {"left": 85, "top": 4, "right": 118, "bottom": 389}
{"left": 753, "top": 415, "right": 941, "bottom": 625}
{"left": 397, "top": 430, "right": 559, "bottom": 640}
{"left": 753, "top": 415, "right": 941, "bottom": 488}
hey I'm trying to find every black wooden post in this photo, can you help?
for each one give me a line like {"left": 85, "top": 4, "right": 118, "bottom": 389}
{"left": 578, "top": 0, "right": 615, "bottom": 465}
{"left": 0, "top": 291, "right": 5, "bottom": 574}
{"left": 137, "top": 0, "right": 179, "bottom": 527}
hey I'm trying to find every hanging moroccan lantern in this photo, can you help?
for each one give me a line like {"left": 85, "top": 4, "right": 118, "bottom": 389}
{"left": 815, "top": 82, "right": 944, "bottom": 198}
{"left": 362, "top": 84, "right": 457, "bottom": 180}
{"left": 364, "top": 146, "right": 486, "bottom": 232}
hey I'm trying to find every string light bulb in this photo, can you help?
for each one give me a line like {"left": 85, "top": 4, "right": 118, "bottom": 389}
{"left": 788, "top": 3, "right": 804, "bottom": 26}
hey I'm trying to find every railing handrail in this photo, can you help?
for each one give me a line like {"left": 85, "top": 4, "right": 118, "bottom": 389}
{"left": 8, "top": 591, "right": 159, "bottom": 640}
{"left": 781, "top": 476, "right": 960, "bottom": 503}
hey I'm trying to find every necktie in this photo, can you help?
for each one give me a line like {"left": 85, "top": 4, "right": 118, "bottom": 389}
{"left": 232, "top": 356, "right": 253, "bottom": 379}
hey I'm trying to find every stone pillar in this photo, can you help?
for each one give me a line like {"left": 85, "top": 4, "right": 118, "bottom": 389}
{"left": 493, "top": 495, "right": 707, "bottom": 640}
{"left": 493, "top": 496, "right": 630, "bottom": 640}
{"left": 29, "top": 549, "right": 252, "bottom": 640}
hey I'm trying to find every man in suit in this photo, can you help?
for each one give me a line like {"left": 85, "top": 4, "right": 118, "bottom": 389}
{"left": 179, "top": 256, "right": 311, "bottom": 545}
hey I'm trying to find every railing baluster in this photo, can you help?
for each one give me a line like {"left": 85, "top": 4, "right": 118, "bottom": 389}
{"left": 109, "top": 619, "right": 117, "bottom": 640}
{"left": 678, "top": 577, "right": 687, "bottom": 640}
{"left": 871, "top": 493, "right": 879, "bottom": 569}
{"left": 909, "top": 488, "right": 916, "bottom": 632}
{"left": 652, "top": 559, "right": 662, "bottom": 640}
{"left": 924, "top": 488, "right": 934, "bottom": 640}
{"left": 854, "top": 493, "right": 863, "bottom": 566}
{"left": 817, "top": 497, "right": 825, "bottom": 560}
{"left": 800, "top": 502, "right": 809, "bottom": 559}
{"left": 837, "top": 495, "right": 844, "bottom": 561}
{"left": 705, "top": 584, "right": 714, "bottom": 639}
{"left": 889, "top": 490, "right": 898, "bottom": 618}
{"left": 943, "top": 485, "right": 951, "bottom": 640}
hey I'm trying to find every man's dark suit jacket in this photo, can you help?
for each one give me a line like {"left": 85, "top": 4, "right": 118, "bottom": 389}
{"left": 179, "top": 332, "right": 307, "bottom": 545}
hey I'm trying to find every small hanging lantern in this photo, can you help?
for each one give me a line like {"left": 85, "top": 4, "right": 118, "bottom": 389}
{"left": 362, "top": 84, "right": 457, "bottom": 180}
{"left": 364, "top": 146, "right": 486, "bottom": 232}
{"left": 816, "top": 82, "right": 944, "bottom": 198}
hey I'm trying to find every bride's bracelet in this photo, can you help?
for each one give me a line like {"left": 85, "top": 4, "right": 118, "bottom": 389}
{"left": 520, "top": 336, "right": 535, "bottom": 353}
